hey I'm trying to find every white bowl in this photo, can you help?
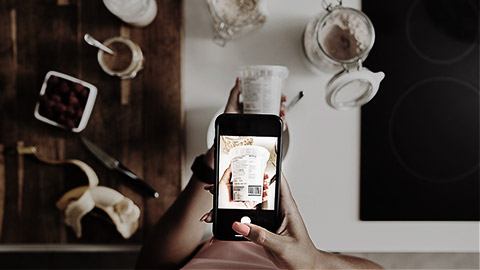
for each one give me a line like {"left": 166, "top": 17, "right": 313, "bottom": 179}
{"left": 34, "top": 71, "right": 97, "bottom": 133}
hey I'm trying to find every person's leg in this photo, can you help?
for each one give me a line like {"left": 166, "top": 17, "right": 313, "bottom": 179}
{"left": 136, "top": 149, "right": 214, "bottom": 269}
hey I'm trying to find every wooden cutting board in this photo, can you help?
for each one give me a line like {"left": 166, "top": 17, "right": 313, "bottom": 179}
{"left": 0, "top": 0, "right": 183, "bottom": 244}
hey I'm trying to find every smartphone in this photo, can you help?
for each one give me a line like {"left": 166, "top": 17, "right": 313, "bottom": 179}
{"left": 213, "top": 114, "right": 283, "bottom": 241}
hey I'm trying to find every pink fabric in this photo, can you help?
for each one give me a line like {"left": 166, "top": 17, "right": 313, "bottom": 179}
{"left": 181, "top": 240, "right": 278, "bottom": 269}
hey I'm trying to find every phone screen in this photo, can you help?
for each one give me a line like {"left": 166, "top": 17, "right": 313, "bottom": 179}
{"left": 218, "top": 136, "right": 278, "bottom": 210}
{"left": 214, "top": 114, "right": 282, "bottom": 240}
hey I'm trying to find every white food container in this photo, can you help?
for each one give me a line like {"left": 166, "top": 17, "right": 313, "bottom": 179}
{"left": 34, "top": 71, "right": 97, "bottom": 133}
{"left": 238, "top": 65, "right": 289, "bottom": 115}
{"left": 229, "top": 145, "right": 270, "bottom": 202}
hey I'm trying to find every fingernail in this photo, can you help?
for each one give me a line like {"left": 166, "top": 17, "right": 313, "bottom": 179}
{"left": 199, "top": 212, "right": 209, "bottom": 222}
{"left": 204, "top": 184, "right": 214, "bottom": 190}
{"left": 232, "top": 222, "right": 250, "bottom": 236}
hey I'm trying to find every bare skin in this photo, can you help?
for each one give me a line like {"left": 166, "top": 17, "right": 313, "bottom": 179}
{"left": 136, "top": 79, "right": 383, "bottom": 269}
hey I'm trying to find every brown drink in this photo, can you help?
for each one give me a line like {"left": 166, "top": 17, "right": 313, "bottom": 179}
{"left": 103, "top": 42, "right": 133, "bottom": 72}
{"left": 97, "top": 37, "right": 144, "bottom": 79}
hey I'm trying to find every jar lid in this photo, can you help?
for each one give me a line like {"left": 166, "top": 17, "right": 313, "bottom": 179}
{"left": 326, "top": 67, "right": 385, "bottom": 110}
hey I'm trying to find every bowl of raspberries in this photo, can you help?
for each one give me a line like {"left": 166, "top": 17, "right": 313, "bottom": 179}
{"left": 34, "top": 71, "right": 97, "bottom": 132}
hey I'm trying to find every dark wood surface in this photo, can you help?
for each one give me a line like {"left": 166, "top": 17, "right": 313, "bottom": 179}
{"left": 0, "top": 0, "right": 183, "bottom": 244}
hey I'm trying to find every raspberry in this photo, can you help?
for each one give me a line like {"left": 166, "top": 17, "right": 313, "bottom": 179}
{"left": 54, "top": 103, "right": 67, "bottom": 113}
{"left": 51, "top": 94, "right": 61, "bottom": 103}
{"left": 48, "top": 75, "right": 59, "bottom": 85}
{"left": 67, "top": 106, "right": 76, "bottom": 116}
{"left": 58, "top": 113, "right": 67, "bottom": 125}
{"left": 76, "top": 108, "right": 84, "bottom": 118}
{"left": 73, "top": 83, "right": 84, "bottom": 93}
{"left": 60, "top": 82, "right": 69, "bottom": 95}
{"left": 66, "top": 119, "right": 76, "bottom": 129}
{"left": 80, "top": 88, "right": 89, "bottom": 99}
{"left": 69, "top": 95, "right": 79, "bottom": 107}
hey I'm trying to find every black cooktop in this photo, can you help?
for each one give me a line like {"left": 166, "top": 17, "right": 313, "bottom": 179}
{"left": 360, "top": 0, "right": 479, "bottom": 220}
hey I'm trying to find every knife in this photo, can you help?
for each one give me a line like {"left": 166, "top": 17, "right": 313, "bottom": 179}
{"left": 80, "top": 136, "right": 159, "bottom": 198}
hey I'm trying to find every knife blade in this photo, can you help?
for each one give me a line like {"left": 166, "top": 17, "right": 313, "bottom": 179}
{"left": 80, "top": 136, "right": 159, "bottom": 198}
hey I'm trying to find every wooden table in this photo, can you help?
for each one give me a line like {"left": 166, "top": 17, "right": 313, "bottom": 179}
{"left": 0, "top": 0, "right": 183, "bottom": 244}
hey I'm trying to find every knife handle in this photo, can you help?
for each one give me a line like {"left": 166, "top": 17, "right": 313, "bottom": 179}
{"left": 116, "top": 163, "right": 159, "bottom": 198}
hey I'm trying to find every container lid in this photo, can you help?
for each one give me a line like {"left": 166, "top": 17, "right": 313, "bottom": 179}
{"left": 326, "top": 67, "right": 385, "bottom": 110}
{"left": 238, "top": 65, "right": 289, "bottom": 79}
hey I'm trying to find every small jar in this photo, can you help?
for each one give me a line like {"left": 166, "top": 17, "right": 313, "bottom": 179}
{"left": 97, "top": 37, "right": 144, "bottom": 79}
{"left": 206, "top": 0, "right": 267, "bottom": 46}
{"left": 303, "top": 0, "right": 385, "bottom": 110}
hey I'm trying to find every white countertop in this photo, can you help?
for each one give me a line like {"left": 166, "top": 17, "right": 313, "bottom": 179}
{"left": 182, "top": 0, "right": 479, "bottom": 252}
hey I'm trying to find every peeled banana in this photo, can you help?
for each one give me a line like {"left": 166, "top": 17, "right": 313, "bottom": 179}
{"left": 55, "top": 163, "right": 141, "bottom": 239}
{"left": 57, "top": 185, "right": 141, "bottom": 239}
{"left": 17, "top": 145, "right": 141, "bottom": 239}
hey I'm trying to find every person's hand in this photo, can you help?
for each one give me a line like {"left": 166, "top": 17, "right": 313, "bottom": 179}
{"left": 224, "top": 78, "right": 243, "bottom": 114}
{"left": 231, "top": 175, "right": 321, "bottom": 269}
{"left": 199, "top": 168, "right": 270, "bottom": 222}
{"left": 217, "top": 165, "right": 269, "bottom": 209}
{"left": 224, "top": 78, "right": 288, "bottom": 127}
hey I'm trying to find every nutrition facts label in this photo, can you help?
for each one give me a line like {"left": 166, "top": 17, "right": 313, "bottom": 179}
{"left": 231, "top": 154, "right": 265, "bottom": 202}
{"left": 242, "top": 77, "right": 282, "bottom": 114}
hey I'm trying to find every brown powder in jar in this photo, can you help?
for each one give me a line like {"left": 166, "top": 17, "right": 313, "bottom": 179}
{"left": 318, "top": 11, "right": 370, "bottom": 61}
{"left": 321, "top": 25, "right": 363, "bottom": 61}
{"left": 102, "top": 41, "right": 133, "bottom": 71}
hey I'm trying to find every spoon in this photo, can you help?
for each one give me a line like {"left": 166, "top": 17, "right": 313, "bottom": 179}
{"left": 84, "top": 34, "right": 115, "bottom": 55}
{"left": 286, "top": 91, "right": 304, "bottom": 112}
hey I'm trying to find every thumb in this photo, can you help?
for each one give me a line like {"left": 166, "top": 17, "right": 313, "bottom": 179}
{"left": 232, "top": 222, "right": 283, "bottom": 250}
{"left": 225, "top": 78, "right": 241, "bottom": 113}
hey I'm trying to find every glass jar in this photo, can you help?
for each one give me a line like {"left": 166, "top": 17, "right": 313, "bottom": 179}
{"left": 303, "top": 0, "right": 385, "bottom": 110}
{"left": 97, "top": 37, "right": 144, "bottom": 79}
{"left": 206, "top": 0, "right": 267, "bottom": 46}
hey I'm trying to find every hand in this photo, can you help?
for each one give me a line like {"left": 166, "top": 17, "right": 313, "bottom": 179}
{"left": 224, "top": 78, "right": 288, "bottom": 128}
{"left": 224, "top": 78, "right": 243, "bottom": 114}
{"left": 231, "top": 175, "right": 320, "bottom": 269}
{"left": 217, "top": 165, "right": 270, "bottom": 209}
{"left": 199, "top": 167, "right": 270, "bottom": 222}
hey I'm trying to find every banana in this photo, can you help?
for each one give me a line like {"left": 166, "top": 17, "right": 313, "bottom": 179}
{"left": 88, "top": 186, "right": 141, "bottom": 239}
{"left": 58, "top": 185, "right": 141, "bottom": 239}
{"left": 17, "top": 145, "right": 142, "bottom": 239}
{"left": 56, "top": 186, "right": 89, "bottom": 211}
{"left": 58, "top": 184, "right": 142, "bottom": 239}
{"left": 64, "top": 189, "right": 95, "bottom": 238}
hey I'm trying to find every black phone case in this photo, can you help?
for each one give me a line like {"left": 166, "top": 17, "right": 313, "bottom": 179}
{"left": 213, "top": 114, "right": 283, "bottom": 241}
